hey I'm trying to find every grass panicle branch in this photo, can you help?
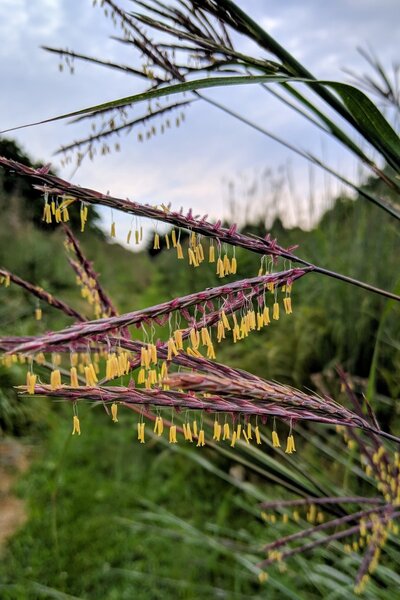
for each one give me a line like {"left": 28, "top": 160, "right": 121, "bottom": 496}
{"left": 64, "top": 225, "right": 118, "bottom": 318}
{"left": 0, "top": 156, "right": 297, "bottom": 260}
{"left": 17, "top": 381, "right": 385, "bottom": 435}
{"left": 1, "top": 156, "right": 399, "bottom": 302}
{"left": 0, "top": 267, "right": 85, "bottom": 322}
{"left": 7, "top": 268, "right": 305, "bottom": 355}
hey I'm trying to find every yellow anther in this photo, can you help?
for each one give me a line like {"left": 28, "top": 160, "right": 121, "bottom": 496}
{"left": 223, "top": 422, "right": 230, "bottom": 440}
{"left": 307, "top": 504, "right": 317, "bottom": 523}
{"left": 255, "top": 426, "right": 262, "bottom": 445}
{"left": 188, "top": 247, "right": 199, "bottom": 267}
{"left": 160, "top": 361, "right": 168, "bottom": 379}
{"left": 137, "top": 367, "right": 146, "bottom": 384}
{"left": 249, "top": 310, "right": 256, "bottom": 330}
{"left": 206, "top": 343, "right": 216, "bottom": 360}
{"left": 174, "top": 329, "right": 183, "bottom": 350}
{"left": 118, "top": 352, "right": 129, "bottom": 375}
{"left": 89, "top": 363, "right": 98, "bottom": 383}
{"left": 195, "top": 245, "right": 202, "bottom": 264}
{"left": 140, "top": 347, "right": 149, "bottom": 369}
{"left": 292, "top": 510, "right": 300, "bottom": 522}
{"left": 111, "top": 402, "right": 118, "bottom": 423}
{"left": 84, "top": 365, "right": 97, "bottom": 387}
{"left": 272, "top": 430, "right": 281, "bottom": 448}
{"left": 221, "top": 311, "right": 231, "bottom": 330}
{"left": 273, "top": 302, "right": 280, "bottom": 320}
{"left": 232, "top": 326, "right": 240, "bottom": 342}
{"left": 283, "top": 297, "right": 292, "bottom": 315}
{"left": 167, "top": 337, "right": 178, "bottom": 360}
{"left": 209, "top": 244, "right": 215, "bottom": 263}
{"left": 137, "top": 422, "right": 145, "bottom": 443}
{"left": 169, "top": 425, "right": 178, "bottom": 443}
{"left": 26, "top": 372, "right": 37, "bottom": 394}
{"left": 196, "top": 429, "right": 205, "bottom": 447}
{"left": 186, "top": 347, "right": 200, "bottom": 358}
{"left": 72, "top": 415, "right": 81, "bottom": 436}
{"left": 190, "top": 328, "right": 200, "bottom": 350}
{"left": 258, "top": 572, "right": 268, "bottom": 583}
{"left": 247, "top": 422, "right": 252, "bottom": 440}
{"left": 50, "top": 369, "right": 62, "bottom": 390}
{"left": 176, "top": 242, "right": 184, "bottom": 259}
{"left": 42, "top": 202, "right": 52, "bottom": 223}
{"left": 185, "top": 422, "right": 193, "bottom": 442}
{"left": 223, "top": 254, "right": 230, "bottom": 274}
{"left": 70, "top": 367, "right": 79, "bottom": 388}
{"left": 35, "top": 308, "right": 42, "bottom": 321}
{"left": 213, "top": 421, "right": 222, "bottom": 441}
{"left": 217, "top": 320, "right": 225, "bottom": 343}
{"left": 200, "top": 327, "right": 210, "bottom": 346}
{"left": 197, "top": 242, "right": 204, "bottom": 263}
{"left": 36, "top": 352, "right": 45, "bottom": 365}
{"left": 216, "top": 257, "right": 225, "bottom": 278}
{"left": 149, "top": 369, "right": 158, "bottom": 385}
{"left": 153, "top": 416, "right": 164, "bottom": 436}
{"left": 150, "top": 344, "right": 157, "bottom": 364}
{"left": 285, "top": 434, "right": 296, "bottom": 454}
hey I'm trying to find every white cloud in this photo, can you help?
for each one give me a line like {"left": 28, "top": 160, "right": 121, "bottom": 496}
{"left": 1, "top": 0, "right": 398, "bottom": 232}
{"left": 259, "top": 17, "right": 282, "bottom": 33}
{"left": 0, "top": 0, "right": 63, "bottom": 58}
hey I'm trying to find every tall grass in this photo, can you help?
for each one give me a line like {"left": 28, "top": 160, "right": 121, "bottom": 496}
{"left": 0, "top": 0, "right": 399, "bottom": 596}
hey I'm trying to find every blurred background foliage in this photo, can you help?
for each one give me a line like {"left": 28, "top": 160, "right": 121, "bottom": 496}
{"left": 0, "top": 137, "right": 400, "bottom": 598}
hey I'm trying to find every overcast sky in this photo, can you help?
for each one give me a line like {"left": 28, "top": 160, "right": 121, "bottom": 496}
{"left": 0, "top": 0, "right": 398, "bottom": 241}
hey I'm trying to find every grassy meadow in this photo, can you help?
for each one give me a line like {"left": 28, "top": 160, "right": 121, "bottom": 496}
{"left": 1, "top": 1, "right": 400, "bottom": 595}
{"left": 0, "top": 138, "right": 399, "bottom": 598}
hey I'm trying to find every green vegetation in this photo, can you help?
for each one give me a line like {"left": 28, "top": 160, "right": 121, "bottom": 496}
{"left": 1, "top": 406, "right": 264, "bottom": 600}
{"left": 1, "top": 1, "right": 400, "bottom": 597}
{"left": 0, "top": 137, "right": 399, "bottom": 598}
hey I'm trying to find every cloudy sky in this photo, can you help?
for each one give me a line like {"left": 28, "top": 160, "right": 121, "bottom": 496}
{"left": 0, "top": 0, "right": 398, "bottom": 241}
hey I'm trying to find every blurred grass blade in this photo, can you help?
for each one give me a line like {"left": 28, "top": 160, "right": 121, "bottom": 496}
{"left": 274, "top": 83, "right": 373, "bottom": 165}
{"left": 2, "top": 74, "right": 399, "bottom": 184}
{"left": 328, "top": 83, "right": 400, "bottom": 171}
{"left": 0, "top": 74, "right": 295, "bottom": 133}
{"left": 366, "top": 279, "right": 400, "bottom": 401}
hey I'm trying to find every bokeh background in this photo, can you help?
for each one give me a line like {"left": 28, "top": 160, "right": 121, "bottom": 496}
{"left": 0, "top": 1, "right": 399, "bottom": 598}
